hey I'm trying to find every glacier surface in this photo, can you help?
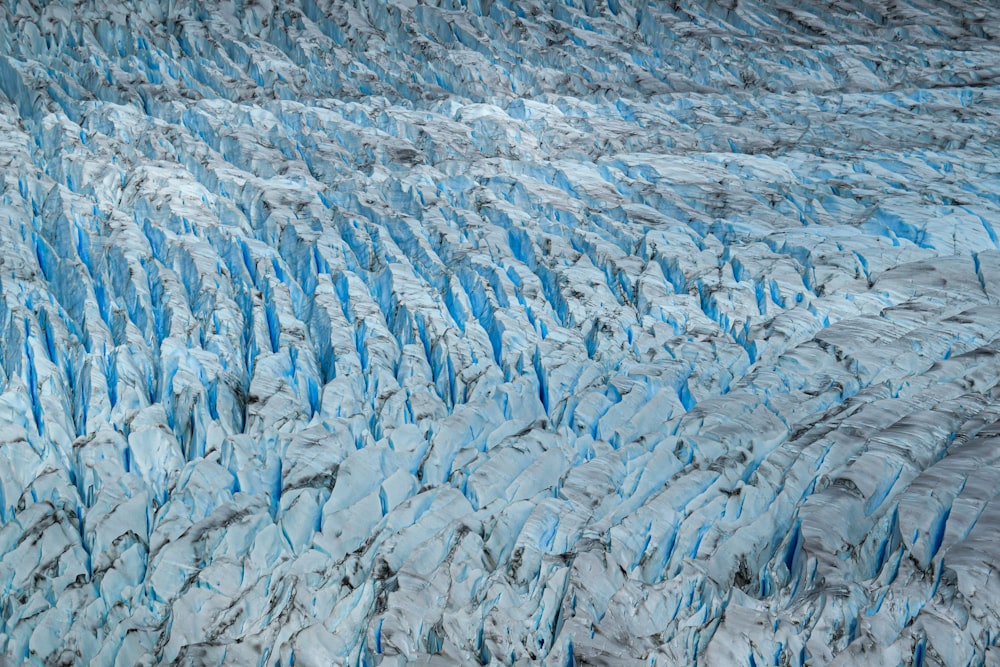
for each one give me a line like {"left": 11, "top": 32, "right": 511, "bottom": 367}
{"left": 1, "top": 0, "right": 1000, "bottom": 664}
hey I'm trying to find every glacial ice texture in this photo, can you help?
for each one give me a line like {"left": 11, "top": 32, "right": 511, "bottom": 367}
{"left": 0, "top": 0, "right": 999, "bottom": 664}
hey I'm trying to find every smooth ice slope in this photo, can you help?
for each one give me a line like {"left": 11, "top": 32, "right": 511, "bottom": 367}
{"left": 0, "top": 0, "right": 999, "bottom": 665}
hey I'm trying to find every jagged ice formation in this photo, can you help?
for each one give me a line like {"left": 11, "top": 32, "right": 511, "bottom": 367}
{"left": 0, "top": 0, "right": 999, "bottom": 665}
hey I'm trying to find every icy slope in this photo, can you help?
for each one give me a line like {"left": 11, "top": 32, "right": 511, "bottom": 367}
{"left": 0, "top": 0, "right": 1000, "bottom": 664}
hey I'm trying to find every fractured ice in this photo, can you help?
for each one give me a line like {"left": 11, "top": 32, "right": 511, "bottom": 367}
{"left": 0, "top": 0, "right": 999, "bottom": 664}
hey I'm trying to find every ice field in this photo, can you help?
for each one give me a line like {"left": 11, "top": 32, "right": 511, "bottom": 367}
{"left": 0, "top": 0, "right": 999, "bottom": 664}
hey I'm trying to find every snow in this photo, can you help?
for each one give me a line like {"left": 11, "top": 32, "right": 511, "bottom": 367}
{"left": 0, "top": 0, "right": 999, "bottom": 664}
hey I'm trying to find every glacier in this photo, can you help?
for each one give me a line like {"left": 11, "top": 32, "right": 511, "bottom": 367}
{"left": 0, "top": 0, "right": 1000, "bottom": 664}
